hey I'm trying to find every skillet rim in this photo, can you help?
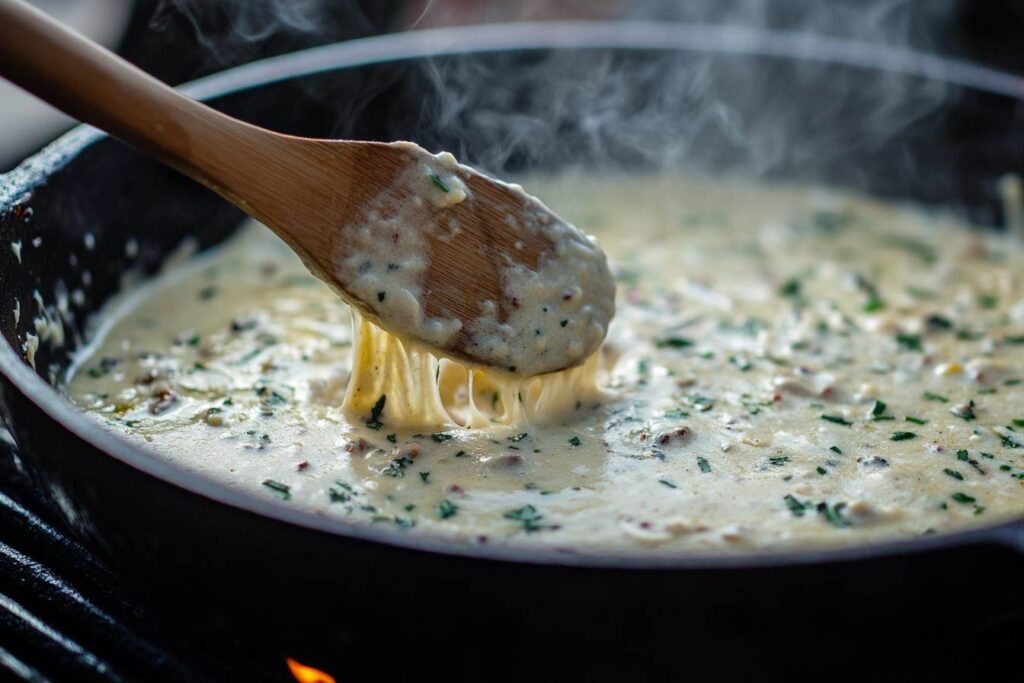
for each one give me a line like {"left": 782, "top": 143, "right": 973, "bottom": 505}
{"left": 1, "top": 20, "right": 1023, "bottom": 570}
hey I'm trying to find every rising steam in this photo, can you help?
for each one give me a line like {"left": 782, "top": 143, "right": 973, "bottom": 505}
{"left": 152, "top": 0, "right": 967, "bottom": 201}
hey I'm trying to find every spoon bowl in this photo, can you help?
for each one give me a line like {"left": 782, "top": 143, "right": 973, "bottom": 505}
{"left": 0, "top": 0, "right": 614, "bottom": 375}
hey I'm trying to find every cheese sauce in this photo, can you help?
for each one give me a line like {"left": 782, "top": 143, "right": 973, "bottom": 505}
{"left": 66, "top": 176, "right": 1024, "bottom": 555}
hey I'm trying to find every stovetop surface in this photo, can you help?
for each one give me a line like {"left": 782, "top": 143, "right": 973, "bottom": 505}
{"left": 0, "top": 429, "right": 294, "bottom": 683}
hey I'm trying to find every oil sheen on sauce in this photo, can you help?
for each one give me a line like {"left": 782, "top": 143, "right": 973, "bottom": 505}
{"left": 66, "top": 176, "right": 1024, "bottom": 555}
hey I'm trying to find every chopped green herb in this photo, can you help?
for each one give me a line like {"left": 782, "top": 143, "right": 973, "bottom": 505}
{"left": 437, "top": 499, "right": 458, "bottom": 519}
{"left": 905, "top": 416, "right": 928, "bottom": 425}
{"left": 386, "top": 434, "right": 397, "bottom": 444}
{"left": 951, "top": 492, "right": 976, "bottom": 504}
{"left": 943, "top": 468, "right": 963, "bottom": 481}
{"left": 658, "top": 478, "right": 678, "bottom": 489}
{"left": 924, "top": 314, "right": 953, "bottom": 331}
{"left": 784, "top": 494, "right": 809, "bottom": 517}
{"left": 568, "top": 436, "right": 582, "bottom": 447}
{"left": 861, "top": 298, "right": 886, "bottom": 313}
{"left": 428, "top": 172, "right": 449, "bottom": 192}
{"left": 890, "top": 431, "right": 917, "bottom": 441}
{"left": 431, "top": 432, "right": 453, "bottom": 443}
{"left": 821, "top": 414, "right": 853, "bottom": 426}
{"left": 503, "top": 505, "right": 548, "bottom": 533}
{"left": 377, "top": 291, "right": 386, "bottom": 303}
{"left": 419, "top": 471, "right": 430, "bottom": 483}
{"left": 697, "top": 457, "right": 712, "bottom": 473}
{"left": 508, "top": 433, "right": 528, "bottom": 443}
{"left": 871, "top": 400, "right": 887, "bottom": 417}
{"left": 656, "top": 337, "right": 694, "bottom": 349}
{"left": 817, "top": 502, "right": 849, "bottom": 528}
{"left": 779, "top": 278, "right": 801, "bottom": 297}
{"left": 923, "top": 391, "right": 949, "bottom": 403}
{"left": 895, "top": 333, "right": 922, "bottom": 352}
{"left": 261, "top": 479, "right": 290, "bottom": 500}
{"left": 382, "top": 455, "right": 414, "bottom": 477}
{"left": 816, "top": 466, "right": 827, "bottom": 475}
{"left": 366, "top": 394, "right": 386, "bottom": 430}
{"left": 978, "top": 294, "right": 999, "bottom": 309}
{"left": 830, "top": 446, "right": 843, "bottom": 455}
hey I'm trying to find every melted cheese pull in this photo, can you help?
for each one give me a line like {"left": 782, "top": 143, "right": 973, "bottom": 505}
{"left": 343, "top": 311, "right": 607, "bottom": 429}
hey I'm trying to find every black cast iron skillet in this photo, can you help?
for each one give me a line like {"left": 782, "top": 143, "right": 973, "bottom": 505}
{"left": 2, "top": 23, "right": 1023, "bottom": 681}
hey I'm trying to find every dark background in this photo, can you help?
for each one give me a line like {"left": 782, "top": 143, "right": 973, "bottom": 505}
{"left": 3, "top": 0, "right": 1024, "bottom": 170}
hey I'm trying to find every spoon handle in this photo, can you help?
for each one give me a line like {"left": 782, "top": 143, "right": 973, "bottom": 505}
{"left": 0, "top": 0, "right": 260, "bottom": 195}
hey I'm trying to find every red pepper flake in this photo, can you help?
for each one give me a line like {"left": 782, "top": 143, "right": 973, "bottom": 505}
{"left": 345, "top": 438, "right": 368, "bottom": 453}
{"left": 296, "top": 460, "right": 309, "bottom": 471}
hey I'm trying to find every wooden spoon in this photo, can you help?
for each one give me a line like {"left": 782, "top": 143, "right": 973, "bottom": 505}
{"left": 0, "top": 0, "right": 614, "bottom": 376}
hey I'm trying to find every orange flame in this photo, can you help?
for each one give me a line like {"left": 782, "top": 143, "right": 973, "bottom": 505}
{"left": 286, "top": 657, "right": 336, "bottom": 683}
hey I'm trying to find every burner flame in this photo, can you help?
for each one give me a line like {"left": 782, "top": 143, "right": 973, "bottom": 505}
{"left": 286, "top": 657, "right": 336, "bottom": 683}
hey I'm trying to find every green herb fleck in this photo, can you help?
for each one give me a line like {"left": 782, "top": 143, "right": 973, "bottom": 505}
{"left": 818, "top": 502, "right": 849, "bottom": 528}
{"left": 261, "top": 479, "right": 290, "bottom": 500}
{"left": 656, "top": 337, "right": 694, "bottom": 349}
{"left": 784, "top": 494, "right": 809, "bottom": 517}
{"left": 382, "top": 455, "right": 414, "bottom": 477}
{"left": 366, "top": 394, "right": 386, "bottom": 430}
{"left": 896, "top": 333, "right": 922, "bottom": 352}
{"left": 437, "top": 499, "right": 458, "bottom": 519}
{"left": 428, "top": 172, "right": 449, "bottom": 192}
{"left": 890, "top": 431, "right": 917, "bottom": 441}
{"left": 821, "top": 414, "right": 853, "bottom": 426}
{"left": 503, "top": 505, "right": 549, "bottom": 533}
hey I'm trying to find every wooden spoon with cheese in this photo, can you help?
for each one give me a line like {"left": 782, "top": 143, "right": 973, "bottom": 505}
{"left": 0, "top": 0, "right": 614, "bottom": 376}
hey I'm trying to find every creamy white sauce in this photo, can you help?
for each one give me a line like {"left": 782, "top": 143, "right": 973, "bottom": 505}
{"left": 66, "top": 176, "right": 1024, "bottom": 555}
{"left": 334, "top": 142, "right": 615, "bottom": 376}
